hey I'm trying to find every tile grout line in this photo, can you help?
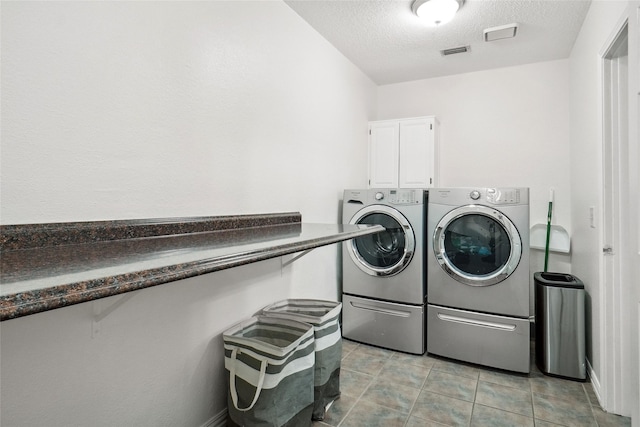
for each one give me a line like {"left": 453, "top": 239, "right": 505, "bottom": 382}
{"left": 334, "top": 343, "right": 364, "bottom": 427}
{"left": 529, "top": 374, "right": 538, "bottom": 425}
{"left": 469, "top": 373, "right": 480, "bottom": 427}
{"left": 400, "top": 363, "right": 431, "bottom": 427}
{"left": 473, "top": 377, "right": 537, "bottom": 422}
{"left": 368, "top": 350, "right": 418, "bottom": 424}
{"left": 335, "top": 343, "right": 392, "bottom": 427}
{"left": 583, "top": 382, "right": 602, "bottom": 426}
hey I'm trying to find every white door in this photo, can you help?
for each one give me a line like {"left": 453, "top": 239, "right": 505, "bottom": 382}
{"left": 601, "top": 19, "right": 633, "bottom": 416}
{"left": 368, "top": 121, "right": 399, "bottom": 188}
{"left": 399, "top": 118, "right": 434, "bottom": 188}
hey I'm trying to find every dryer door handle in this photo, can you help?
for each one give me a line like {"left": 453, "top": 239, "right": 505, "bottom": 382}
{"left": 350, "top": 301, "right": 411, "bottom": 317}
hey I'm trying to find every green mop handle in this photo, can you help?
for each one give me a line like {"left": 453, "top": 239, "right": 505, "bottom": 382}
{"left": 544, "top": 192, "right": 553, "bottom": 272}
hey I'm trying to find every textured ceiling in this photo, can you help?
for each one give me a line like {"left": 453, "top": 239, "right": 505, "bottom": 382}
{"left": 284, "top": 0, "right": 592, "bottom": 85}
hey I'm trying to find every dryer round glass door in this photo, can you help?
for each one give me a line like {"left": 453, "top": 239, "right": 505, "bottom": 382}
{"left": 347, "top": 205, "right": 415, "bottom": 276}
{"left": 433, "top": 205, "right": 522, "bottom": 286}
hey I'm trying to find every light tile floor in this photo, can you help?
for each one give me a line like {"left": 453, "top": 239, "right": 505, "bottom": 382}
{"left": 313, "top": 339, "right": 632, "bottom": 427}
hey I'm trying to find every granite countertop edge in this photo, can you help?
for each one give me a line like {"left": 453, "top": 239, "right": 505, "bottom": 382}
{"left": 0, "top": 213, "right": 383, "bottom": 321}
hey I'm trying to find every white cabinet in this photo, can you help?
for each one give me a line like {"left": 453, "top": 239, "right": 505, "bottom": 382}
{"left": 368, "top": 116, "right": 439, "bottom": 189}
{"left": 368, "top": 121, "right": 400, "bottom": 188}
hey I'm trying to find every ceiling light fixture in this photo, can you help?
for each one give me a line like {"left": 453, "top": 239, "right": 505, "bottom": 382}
{"left": 412, "top": 0, "right": 463, "bottom": 27}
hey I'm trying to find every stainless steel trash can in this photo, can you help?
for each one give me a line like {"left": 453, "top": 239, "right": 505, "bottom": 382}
{"left": 534, "top": 272, "right": 586, "bottom": 381}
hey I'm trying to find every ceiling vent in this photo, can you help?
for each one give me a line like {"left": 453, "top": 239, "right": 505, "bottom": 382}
{"left": 484, "top": 23, "right": 518, "bottom": 42}
{"left": 440, "top": 45, "right": 470, "bottom": 56}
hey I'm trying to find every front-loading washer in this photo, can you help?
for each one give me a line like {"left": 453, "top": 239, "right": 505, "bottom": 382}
{"left": 341, "top": 188, "right": 427, "bottom": 354}
{"left": 427, "top": 187, "right": 530, "bottom": 372}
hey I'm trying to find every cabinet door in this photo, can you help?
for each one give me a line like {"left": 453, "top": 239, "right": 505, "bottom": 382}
{"left": 368, "top": 121, "right": 399, "bottom": 188}
{"left": 399, "top": 118, "right": 435, "bottom": 188}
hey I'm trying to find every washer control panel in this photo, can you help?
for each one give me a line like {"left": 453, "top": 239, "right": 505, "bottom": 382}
{"left": 370, "top": 189, "right": 424, "bottom": 204}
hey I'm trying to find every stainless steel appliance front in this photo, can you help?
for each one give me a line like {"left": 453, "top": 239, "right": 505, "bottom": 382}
{"left": 427, "top": 187, "right": 530, "bottom": 372}
{"left": 427, "top": 187, "right": 530, "bottom": 317}
{"left": 427, "top": 305, "right": 530, "bottom": 373}
{"left": 342, "top": 188, "right": 426, "bottom": 305}
{"left": 342, "top": 188, "right": 427, "bottom": 354}
{"left": 343, "top": 294, "right": 425, "bottom": 355}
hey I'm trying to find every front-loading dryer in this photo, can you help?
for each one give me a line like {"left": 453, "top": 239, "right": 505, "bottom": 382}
{"left": 427, "top": 187, "right": 530, "bottom": 372}
{"left": 341, "top": 188, "right": 427, "bottom": 354}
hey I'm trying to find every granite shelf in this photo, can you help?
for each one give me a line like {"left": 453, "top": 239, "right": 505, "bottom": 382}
{"left": 0, "top": 212, "right": 383, "bottom": 321}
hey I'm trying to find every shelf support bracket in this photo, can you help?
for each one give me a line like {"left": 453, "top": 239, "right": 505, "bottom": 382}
{"left": 92, "top": 293, "right": 137, "bottom": 337}
{"left": 282, "top": 249, "right": 314, "bottom": 268}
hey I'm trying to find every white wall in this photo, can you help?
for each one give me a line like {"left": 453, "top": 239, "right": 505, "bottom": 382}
{"left": 569, "top": 0, "right": 638, "bottom": 419}
{"left": 1, "top": 0, "right": 376, "bottom": 225}
{"left": 376, "top": 60, "right": 573, "bottom": 311}
{"left": 0, "top": 1, "right": 375, "bottom": 426}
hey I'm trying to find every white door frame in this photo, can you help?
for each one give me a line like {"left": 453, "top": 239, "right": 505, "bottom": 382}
{"left": 632, "top": 3, "right": 640, "bottom": 425}
{"left": 599, "top": 10, "right": 635, "bottom": 418}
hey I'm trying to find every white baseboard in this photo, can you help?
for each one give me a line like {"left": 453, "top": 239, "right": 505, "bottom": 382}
{"left": 586, "top": 357, "right": 604, "bottom": 409}
{"left": 200, "top": 409, "right": 227, "bottom": 427}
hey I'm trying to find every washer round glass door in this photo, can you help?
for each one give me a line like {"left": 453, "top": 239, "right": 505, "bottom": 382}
{"left": 347, "top": 205, "right": 415, "bottom": 276}
{"left": 433, "top": 205, "right": 522, "bottom": 286}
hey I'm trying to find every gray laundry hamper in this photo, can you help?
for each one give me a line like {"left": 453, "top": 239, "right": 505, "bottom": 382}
{"left": 223, "top": 315, "right": 315, "bottom": 427}
{"left": 261, "top": 299, "right": 343, "bottom": 421}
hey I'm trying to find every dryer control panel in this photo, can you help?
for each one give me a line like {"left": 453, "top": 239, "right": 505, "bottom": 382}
{"left": 430, "top": 187, "right": 528, "bottom": 206}
{"left": 486, "top": 188, "right": 521, "bottom": 205}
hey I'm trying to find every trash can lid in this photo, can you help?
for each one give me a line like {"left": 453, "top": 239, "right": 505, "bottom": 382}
{"left": 534, "top": 272, "right": 584, "bottom": 289}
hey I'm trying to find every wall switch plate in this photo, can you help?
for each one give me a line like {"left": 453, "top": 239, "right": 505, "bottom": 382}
{"left": 589, "top": 206, "right": 596, "bottom": 228}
